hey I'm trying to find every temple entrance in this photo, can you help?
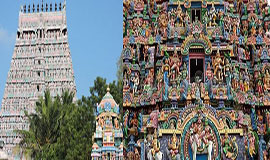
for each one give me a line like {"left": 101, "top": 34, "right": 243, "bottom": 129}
{"left": 189, "top": 58, "right": 204, "bottom": 83}
{"left": 180, "top": 105, "right": 222, "bottom": 160}
{"left": 188, "top": 144, "right": 208, "bottom": 160}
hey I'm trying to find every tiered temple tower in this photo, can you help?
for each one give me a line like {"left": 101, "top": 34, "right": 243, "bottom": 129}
{"left": 123, "top": 0, "right": 270, "bottom": 159}
{"left": 0, "top": 1, "right": 76, "bottom": 158}
{"left": 91, "top": 88, "right": 123, "bottom": 160}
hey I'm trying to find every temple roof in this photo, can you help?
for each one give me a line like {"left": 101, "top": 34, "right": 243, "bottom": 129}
{"left": 96, "top": 88, "right": 119, "bottom": 116}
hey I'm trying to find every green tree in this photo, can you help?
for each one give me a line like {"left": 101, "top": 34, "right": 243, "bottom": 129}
{"left": 88, "top": 76, "right": 122, "bottom": 106}
{"left": 18, "top": 55, "right": 124, "bottom": 159}
{"left": 18, "top": 90, "right": 95, "bottom": 160}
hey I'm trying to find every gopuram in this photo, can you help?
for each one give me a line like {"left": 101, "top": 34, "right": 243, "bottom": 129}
{"left": 91, "top": 88, "right": 123, "bottom": 160}
{"left": 122, "top": 0, "right": 270, "bottom": 159}
{"left": 0, "top": 1, "right": 76, "bottom": 159}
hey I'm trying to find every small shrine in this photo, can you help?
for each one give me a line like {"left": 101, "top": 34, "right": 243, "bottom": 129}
{"left": 123, "top": 0, "right": 270, "bottom": 159}
{"left": 91, "top": 88, "right": 123, "bottom": 160}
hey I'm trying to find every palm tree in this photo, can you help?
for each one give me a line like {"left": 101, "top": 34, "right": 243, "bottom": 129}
{"left": 17, "top": 90, "right": 74, "bottom": 159}
{"left": 17, "top": 89, "right": 95, "bottom": 160}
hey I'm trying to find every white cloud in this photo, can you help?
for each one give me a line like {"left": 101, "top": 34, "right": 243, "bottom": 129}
{"left": 0, "top": 27, "right": 15, "bottom": 48}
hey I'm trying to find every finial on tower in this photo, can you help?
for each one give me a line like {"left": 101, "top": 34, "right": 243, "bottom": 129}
{"left": 59, "top": 2, "right": 62, "bottom": 11}
{"left": 107, "top": 87, "right": 110, "bottom": 93}
{"left": 28, "top": 4, "right": 30, "bottom": 13}
{"left": 50, "top": 3, "right": 52, "bottom": 11}
{"left": 41, "top": 1, "right": 44, "bottom": 11}
{"left": 55, "top": 3, "right": 57, "bottom": 11}
{"left": 23, "top": 5, "right": 26, "bottom": 13}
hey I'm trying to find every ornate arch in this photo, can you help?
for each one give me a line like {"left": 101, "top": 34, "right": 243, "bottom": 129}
{"left": 181, "top": 34, "right": 212, "bottom": 56}
{"left": 180, "top": 115, "right": 222, "bottom": 159}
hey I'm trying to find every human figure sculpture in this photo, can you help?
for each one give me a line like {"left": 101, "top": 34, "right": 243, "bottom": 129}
{"left": 222, "top": 131, "right": 238, "bottom": 159}
{"left": 149, "top": 110, "right": 159, "bottom": 129}
{"left": 209, "top": 3, "right": 217, "bottom": 26}
{"left": 176, "top": 2, "right": 184, "bottom": 27}
{"left": 206, "top": 63, "right": 213, "bottom": 82}
{"left": 149, "top": 129, "right": 163, "bottom": 160}
{"left": 131, "top": 72, "right": 139, "bottom": 94}
{"left": 245, "top": 130, "right": 256, "bottom": 159}
{"left": 168, "top": 132, "right": 179, "bottom": 158}
{"left": 264, "top": 69, "right": 270, "bottom": 91}
{"left": 159, "top": 13, "right": 168, "bottom": 38}
{"left": 205, "top": 126, "right": 213, "bottom": 160}
{"left": 162, "top": 58, "right": 170, "bottom": 100}
{"left": 156, "top": 69, "right": 163, "bottom": 91}
{"left": 257, "top": 111, "right": 265, "bottom": 135}
{"left": 169, "top": 49, "right": 182, "bottom": 81}
{"left": 237, "top": 111, "right": 245, "bottom": 128}
{"left": 189, "top": 115, "right": 214, "bottom": 160}
{"left": 189, "top": 127, "right": 198, "bottom": 160}
{"left": 114, "top": 118, "right": 119, "bottom": 129}
{"left": 244, "top": 69, "right": 250, "bottom": 92}
{"left": 213, "top": 49, "right": 224, "bottom": 83}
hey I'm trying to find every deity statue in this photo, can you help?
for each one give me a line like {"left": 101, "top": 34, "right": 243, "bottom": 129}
{"left": 131, "top": 72, "right": 140, "bottom": 95}
{"left": 156, "top": 69, "right": 163, "bottom": 92}
{"left": 184, "top": 11, "right": 191, "bottom": 27}
{"left": 203, "top": 11, "right": 210, "bottom": 27}
{"left": 114, "top": 118, "right": 119, "bottom": 129}
{"left": 149, "top": 110, "right": 159, "bottom": 129}
{"left": 213, "top": 49, "right": 224, "bottom": 83}
{"left": 159, "top": 13, "right": 168, "bottom": 38}
{"left": 151, "top": 130, "right": 160, "bottom": 155}
{"left": 264, "top": 69, "right": 270, "bottom": 91}
{"left": 189, "top": 115, "right": 213, "bottom": 160}
{"left": 224, "top": 58, "right": 231, "bottom": 86}
{"left": 245, "top": 130, "right": 256, "bottom": 160}
{"left": 206, "top": 63, "right": 213, "bottom": 82}
{"left": 236, "top": 111, "right": 245, "bottom": 128}
{"left": 162, "top": 58, "right": 170, "bottom": 100}
{"left": 244, "top": 69, "right": 250, "bottom": 92}
{"left": 129, "top": 114, "right": 138, "bottom": 136}
{"left": 231, "top": 65, "right": 239, "bottom": 90}
{"left": 222, "top": 131, "right": 238, "bottom": 159}
{"left": 257, "top": 77, "right": 264, "bottom": 96}
{"left": 176, "top": 2, "right": 184, "bottom": 27}
{"left": 169, "top": 49, "right": 182, "bottom": 81}
{"left": 148, "top": 129, "right": 163, "bottom": 160}
{"left": 170, "top": 120, "right": 176, "bottom": 129}
{"left": 168, "top": 132, "right": 180, "bottom": 158}
{"left": 209, "top": 2, "right": 217, "bottom": 27}
{"left": 177, "top": 118, "right": 181, "bottom": 130}
{"left": 124, "top": 71, "right": 130, "bottom": 89}
{"left": 257, "top": 110, "right": 265, "bottom": 135}
{"left": 134, "top": 148, "right": 140, "bottom": 160}
{"left": 239, "top": 79, "right": 245, "bottom": 92}
{"left": 218, "top": 9, "right": 224, "bottom": 27}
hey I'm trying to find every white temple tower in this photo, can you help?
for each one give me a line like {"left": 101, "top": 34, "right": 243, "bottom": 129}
{"left": 0, "top": 1, "right": 76, "bottom": 158}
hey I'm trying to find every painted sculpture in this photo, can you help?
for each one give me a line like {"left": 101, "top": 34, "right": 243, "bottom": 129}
{"left": 91, "top": 88, "right": 123, "bottom": 160}
{"left": 123, "top": 0, "right": 270, "bottom": 159}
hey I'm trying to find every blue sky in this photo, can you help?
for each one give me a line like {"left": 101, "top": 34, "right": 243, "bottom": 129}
{"left": 0, "top": 0, "right": 123, "bottom": 102}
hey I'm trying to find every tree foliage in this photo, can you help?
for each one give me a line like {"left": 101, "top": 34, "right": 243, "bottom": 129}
{"left": 88, "top": 77, "right": 123, "bottom": 120}
{"left": 18, "top": 90, "right": 95, "bottom": 160}
{"left": 18, "top": 55, "right": 123, "bottom": 159}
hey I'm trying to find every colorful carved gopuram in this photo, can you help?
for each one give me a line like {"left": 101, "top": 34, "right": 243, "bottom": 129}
{"left": 122, "top": 0, "right": 270, "bottom": 159}
{"left": 91, "top": 88, "right": 123, "bottom": 160}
